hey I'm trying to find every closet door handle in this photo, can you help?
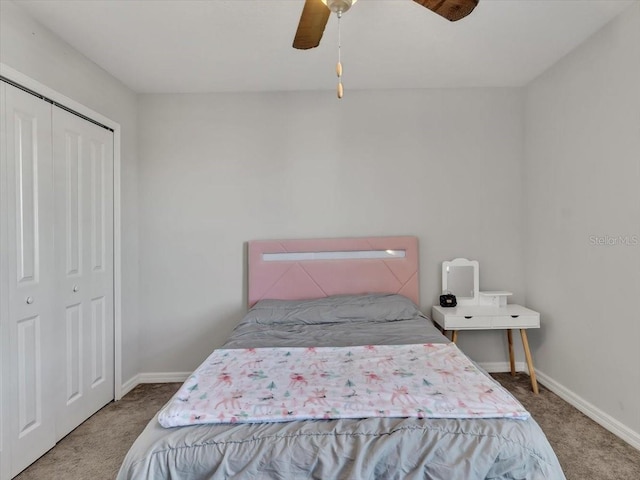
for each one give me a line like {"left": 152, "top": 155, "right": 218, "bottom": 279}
{"left": 464, "top": 316, "right": 473, "bottom": 319}
{"left": 511, "top": 315, "right": 519, "bottom": 318}
{"left": 26, "top": 296, "right": 34, "bottom": 304}
{"left": 73, "top": 285, "right": 79, "bottom": 293}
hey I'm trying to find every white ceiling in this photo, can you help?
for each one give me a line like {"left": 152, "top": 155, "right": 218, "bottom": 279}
{"left": 12, "top": 0, "right": 635, "bottom": 94}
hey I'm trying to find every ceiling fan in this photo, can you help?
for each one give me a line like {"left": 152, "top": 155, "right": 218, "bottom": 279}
{"left": 293, "top": 0, "right": 480, "bottom": 50}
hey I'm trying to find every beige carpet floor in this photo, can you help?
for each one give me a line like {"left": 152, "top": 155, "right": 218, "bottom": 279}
{"left": 14, "top": 373, "right": 640, "bottom": 479}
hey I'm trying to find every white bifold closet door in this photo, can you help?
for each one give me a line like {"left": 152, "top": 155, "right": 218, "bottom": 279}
{"left": 52, "top": 106, "right": 114, "bottom": 440}
{"left": 1, "top": 80, "right": 57, "bottom": 478}
{"left": 0, "top": 82, "right": 114, "bottom": 479}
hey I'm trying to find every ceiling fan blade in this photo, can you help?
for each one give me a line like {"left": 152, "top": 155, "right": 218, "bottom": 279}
{"left": 293, "top": 0, "right": 331, "bottom": 49}
{"left": 413, "top": 0, "right": 479, "bottom": 22}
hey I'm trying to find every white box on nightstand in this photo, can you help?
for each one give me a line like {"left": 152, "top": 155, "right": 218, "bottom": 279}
{"left": 478, "top": 291, "right": 512, "bottom": 307}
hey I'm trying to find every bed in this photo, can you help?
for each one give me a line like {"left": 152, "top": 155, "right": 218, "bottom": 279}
{"left": 117, "top": 236, "right": 565, "bottom": 479}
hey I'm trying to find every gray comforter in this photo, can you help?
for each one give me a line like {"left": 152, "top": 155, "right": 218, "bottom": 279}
{"left": 117, "top": 295, "right": 565, "bottom": 479}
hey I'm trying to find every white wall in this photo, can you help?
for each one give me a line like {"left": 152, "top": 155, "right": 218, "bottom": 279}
{"left": 524, "top": 2, "right": 640, "bottom": 438}
{"left": 0, "top": 0, "right": 140, "bottom": 382}
{"left": 137, "top": 88, "right": 526, "bottom": 373}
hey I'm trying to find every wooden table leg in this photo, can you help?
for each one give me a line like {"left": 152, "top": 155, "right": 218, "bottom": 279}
{"left": 507, "top": 329, "right": 516, "bottom": 376}
{"left": 520, "top": 329, "right": 539, "bottom": 394}
{"left": 451, "top": 330, "right": 458, "bottom": 344}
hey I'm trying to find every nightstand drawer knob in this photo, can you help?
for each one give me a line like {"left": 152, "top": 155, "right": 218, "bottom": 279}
{"left": 511, "top": 315, "right": 519, "bottom": 318}
{"left": 464, "top": 316, "right": 473, "bottom": 319}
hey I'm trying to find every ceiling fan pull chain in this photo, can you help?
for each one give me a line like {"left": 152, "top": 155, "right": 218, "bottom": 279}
{"left": 337, "top": 11, "right": 343, "bottom": 99}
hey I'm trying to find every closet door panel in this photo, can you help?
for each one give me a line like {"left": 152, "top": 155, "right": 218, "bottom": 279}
{"left": 88, "top": 138, "right": 111, "bottom": 390}
{"left": 2, "top": 83, "right": 56, "bottom": 478}
{"left": 90, "top": 297, "right": 107, "bottom": 387}
{"left": 64, "top": 303, "right": 83, "bottom": 403}
{"left": 53, "top": 107, "right": 114, "bottom": 440}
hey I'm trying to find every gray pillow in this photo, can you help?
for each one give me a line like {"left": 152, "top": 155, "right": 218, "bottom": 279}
{"left": 246, "top": 294, "right": 421, "bottom": 325}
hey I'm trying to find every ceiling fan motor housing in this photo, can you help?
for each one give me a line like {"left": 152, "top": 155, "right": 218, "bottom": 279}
{"left": 323, "top": 0, "right": 356, "bottom": 14}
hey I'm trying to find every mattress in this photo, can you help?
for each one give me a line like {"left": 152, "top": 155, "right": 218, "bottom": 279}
{"left": 117, "top": 294, "right": 565, "bottom": 479}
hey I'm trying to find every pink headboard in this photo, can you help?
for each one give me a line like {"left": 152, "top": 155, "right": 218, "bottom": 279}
{"left": 248, "top": 236, "right": 419, "bottom": 307}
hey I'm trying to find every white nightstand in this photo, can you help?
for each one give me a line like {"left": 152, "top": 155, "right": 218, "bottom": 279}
{"left": 431, "top": 304, "right": 541, "bottom": 394}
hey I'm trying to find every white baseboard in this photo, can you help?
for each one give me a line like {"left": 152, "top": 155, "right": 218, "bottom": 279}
{"left": 536, "top": 369, "right": 640, "bottom": 451}
{"left": 120, "top": 374, "right": 140, "bottom": 397}
{"left": 120, "top": 372, "right": 191, "bottom": 397}
{"left": 138, "top": 372, "right": 191, "bottom": 383}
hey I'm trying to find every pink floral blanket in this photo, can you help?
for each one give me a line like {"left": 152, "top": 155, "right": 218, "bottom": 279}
{"left": 158, "top": 343, "right": 529, "bottom": 427}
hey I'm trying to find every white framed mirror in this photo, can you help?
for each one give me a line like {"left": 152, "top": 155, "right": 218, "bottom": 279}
{"left": 442, "top": 258, "right": 479, "bottom": 306}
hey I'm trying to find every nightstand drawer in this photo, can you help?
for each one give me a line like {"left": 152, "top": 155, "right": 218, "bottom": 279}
{"left": 444, "top": 315, "right": 494, "bottom": 329}
{"left": 492, "top": 314, "right": 539, "bottom": 328}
